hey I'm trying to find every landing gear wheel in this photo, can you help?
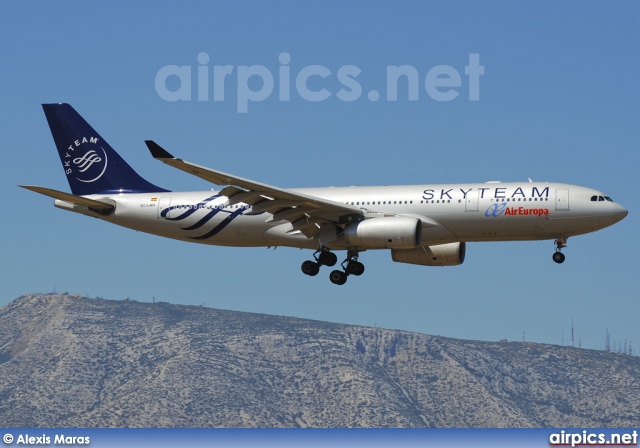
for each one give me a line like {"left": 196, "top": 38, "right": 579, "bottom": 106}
{"left": 301, "top": 260, "right": 320, "bottom": 276}
{"left": 345, "top": 261, "right": 365, "bottom": 276}
{"left": 318, "top": 251, "right": 338, "bottom": 267}
{"left": 329, "top": 270, "right": 348, "bottom": 285}
{"left": 552, "top": 237, "right": 567, "bottom": 264}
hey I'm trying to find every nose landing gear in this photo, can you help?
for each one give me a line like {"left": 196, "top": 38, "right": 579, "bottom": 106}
{"left": 552, "top": 237, "right": 567, "bottom": 264}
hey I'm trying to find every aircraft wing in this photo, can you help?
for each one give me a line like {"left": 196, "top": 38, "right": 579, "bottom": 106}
{"left": 19, "top": 185, "right": 116, "bottom": 210}
{"left": 145, "top": 141, "right": 363, "bottom": 236}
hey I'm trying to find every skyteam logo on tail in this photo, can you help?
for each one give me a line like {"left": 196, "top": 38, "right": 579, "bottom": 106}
{"left": 64, "top": 136, "right": 108, "bottom": 183}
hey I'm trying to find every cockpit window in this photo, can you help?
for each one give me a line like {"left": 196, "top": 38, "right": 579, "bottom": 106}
{"left": 592, "top": 195, "right": 615, "bottom": 202}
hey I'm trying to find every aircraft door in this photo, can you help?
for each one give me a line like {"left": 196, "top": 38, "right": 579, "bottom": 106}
{"left": 158, "top": 197, "right": 172, "bottom": 218}
{"left": 465, "top": 190, "right": 479, "bottom": 211}
{"left": 555, "top": 189, "right": 569, "bottom": 211}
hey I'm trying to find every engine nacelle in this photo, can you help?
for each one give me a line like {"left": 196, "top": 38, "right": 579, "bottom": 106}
{"left": 391, "top": 242, "right": 466, "bottom": 266}
{"left": 344, "top": 216, "right": 422, "bottom": 249}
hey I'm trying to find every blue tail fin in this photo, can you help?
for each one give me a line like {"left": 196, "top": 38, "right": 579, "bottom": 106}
{"left": 43, "top": 103, "right": 169, "bottom": 195}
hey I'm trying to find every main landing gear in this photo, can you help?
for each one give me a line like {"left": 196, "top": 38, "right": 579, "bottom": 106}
{"left": 301, "top": 249, "right": 337, "bottom": 276}
{"left": 552, "top": 237, "right": 567, "bottom": 264}
{"left": 301, "top": 249, "right": 364, "bottom": 285}
{"left": 329, "top": 251, "right": 365, "bottom": 285}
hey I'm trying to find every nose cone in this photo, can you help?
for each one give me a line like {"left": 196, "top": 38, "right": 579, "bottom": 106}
{"left": 613, "top": 203, "right": 628, "bottom": 223}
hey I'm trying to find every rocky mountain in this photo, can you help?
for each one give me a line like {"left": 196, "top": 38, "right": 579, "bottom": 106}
{"left": 0, "top": 293, "right": 638, "bottom": 427}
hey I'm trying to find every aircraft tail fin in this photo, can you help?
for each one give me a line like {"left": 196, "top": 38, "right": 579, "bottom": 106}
{"left": 42, "top": 103, "right": 169, "bottom": 195}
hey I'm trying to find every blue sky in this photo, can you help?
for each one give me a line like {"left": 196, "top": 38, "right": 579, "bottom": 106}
{"left": 1, "top": 2, "right": 638, "bottom": 351}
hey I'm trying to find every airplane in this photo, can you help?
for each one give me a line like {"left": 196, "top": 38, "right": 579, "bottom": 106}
{"left": 21, "top": 103, "right": 628, "bottom": 285}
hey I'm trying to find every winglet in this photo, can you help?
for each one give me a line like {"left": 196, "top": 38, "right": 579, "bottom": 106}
{"left": 145, "top": 140, "right": 175, "bottom": 159}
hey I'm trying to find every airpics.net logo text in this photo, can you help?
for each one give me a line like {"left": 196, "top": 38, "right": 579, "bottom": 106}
{"left": 154, "top": 52, "right": 484, "bottom": 113}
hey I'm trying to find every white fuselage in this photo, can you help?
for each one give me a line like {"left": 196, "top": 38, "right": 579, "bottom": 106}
{"left": 56, "top": 182, "right": 628, "bottom": 251}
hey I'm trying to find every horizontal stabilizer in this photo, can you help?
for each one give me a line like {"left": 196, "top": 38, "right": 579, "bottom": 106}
{"left": 19, "top": 185, "right": 115, "bottom": 210}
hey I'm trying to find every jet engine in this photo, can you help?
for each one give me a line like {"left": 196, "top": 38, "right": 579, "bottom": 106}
{"left": 391, "top": 242, "right": 466, "bottom": 266}
{"left": 344, "top": 216, "right": 422, "bottom": 249}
